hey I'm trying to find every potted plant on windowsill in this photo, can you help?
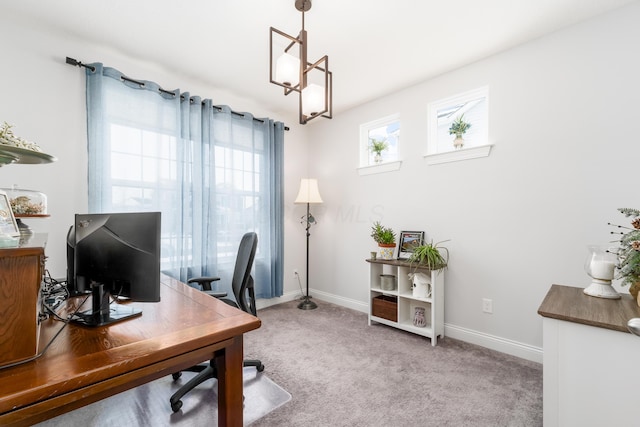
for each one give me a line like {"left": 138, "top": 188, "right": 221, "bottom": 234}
{"left": 371, "top": 221, "right": 396, "bottom": 259}
{"left": 369, "top": 138, "right": 388, "bottom": 164}
{"left": 448, "top": 114, "right": 471, "bottom": 150}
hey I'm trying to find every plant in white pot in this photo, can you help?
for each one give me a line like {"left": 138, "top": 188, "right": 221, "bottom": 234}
{"left": 407, "top": 240, "right": 449, "bottom": 298}
{"left": 369, "top": 138, "right": 388, "bottom": 164}
{"left": 448, "top": 114, "right": 471, "bottom": 150}
{"left": 370, "top": 221, "right": 396, "bottom": 259}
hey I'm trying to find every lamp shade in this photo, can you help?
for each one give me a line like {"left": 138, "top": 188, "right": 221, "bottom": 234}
{"left": 295, "top": 178, "right": 323, "bottom": 204}
{"left": 302, "top": 83, "right": 325, "bottom": 117}
{"left": 275, "top": 52, "right": 300, "bottom": 87}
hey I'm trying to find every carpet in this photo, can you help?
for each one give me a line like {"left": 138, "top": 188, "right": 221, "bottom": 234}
{"left": 35, "top": 367, "right": 291, "bottom": 426}
{"left": 245, "top": 300, "right": 542, "bottom": 427}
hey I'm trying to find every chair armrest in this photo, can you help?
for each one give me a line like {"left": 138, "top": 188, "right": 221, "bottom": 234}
{"left": 203, "top": 290, "right": 228, "bottom": 298}
{"left": 188, "top": 276, "right": 220, "bottom": 291}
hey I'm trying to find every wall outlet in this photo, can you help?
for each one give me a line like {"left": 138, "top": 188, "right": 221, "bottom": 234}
{"left": 293, "top": 269, "right": 298, "bottom": 278}
{"left": 482, "top": 298, "right": 493, "bottom": 314}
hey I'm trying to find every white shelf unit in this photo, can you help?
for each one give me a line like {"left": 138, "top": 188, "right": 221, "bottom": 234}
{"left": 367, "top": 259, "right": 445, "bottom": 346}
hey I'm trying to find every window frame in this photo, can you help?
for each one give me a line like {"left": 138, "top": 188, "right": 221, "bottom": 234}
{"left": 359, "top": 113, "right": 400, "bottom": 166}
{"left": 425, "top": 86, "right": 492, "bottom": 165}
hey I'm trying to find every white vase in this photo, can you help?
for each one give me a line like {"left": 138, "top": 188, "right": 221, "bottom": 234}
{"left": 453, "top": 135, "right": 464, "bottom": 150}
{"left": 374, "top": 153, "right": 382, "bottom": 163}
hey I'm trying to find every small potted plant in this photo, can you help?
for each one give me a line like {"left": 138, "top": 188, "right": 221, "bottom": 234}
{"left": 370, "top": 221, "right": 396, "bottom": 259}
{"left": 448, "top": 114, "right": 471, "bottom": 150}
{"left": 369, "top": 138, "right": 388, "bottom": 164}
{"left": 609, "top": 208, "right": 640, "bottom": 306}
{"left": 407, "top": 240, "right": 449, "bottom": 298}
{"left": 407, "top": 240, "right": 449, "bottom": 271}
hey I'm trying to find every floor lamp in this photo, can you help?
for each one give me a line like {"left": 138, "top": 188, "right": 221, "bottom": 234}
{"left": 294, "top": 178, "right": 323, "bottom": 310}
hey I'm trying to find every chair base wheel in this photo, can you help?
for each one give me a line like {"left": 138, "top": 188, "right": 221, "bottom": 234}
{"left": 171, "top": 399, "right": 183, "bottom": 412}
{"left": 257, "top": 363, "right": 265, "bottom": 372}
{"left": 172, "top": 372, "right": 182, "bottom": 380}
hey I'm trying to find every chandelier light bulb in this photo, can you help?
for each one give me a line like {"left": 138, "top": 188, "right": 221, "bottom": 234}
{"left": 302, "top": 83, "right": 324, "bottom": 117}
{"left": 275, "top": 53, "right": 300, "bottom": 87}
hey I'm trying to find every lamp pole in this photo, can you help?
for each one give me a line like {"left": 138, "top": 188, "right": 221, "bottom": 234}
{"left": 299, "top": 201, "right": 318, "bottom": 310}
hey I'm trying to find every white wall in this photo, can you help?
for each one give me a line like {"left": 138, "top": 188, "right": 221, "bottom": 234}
{"left": 304, "top": 2, "right": 640, "bottom": 360}
{"left": 0, "top": 12, "right": 310, "bottom": 300}
{"left": 2, "top": 3, "right": 639, "bottom": 362}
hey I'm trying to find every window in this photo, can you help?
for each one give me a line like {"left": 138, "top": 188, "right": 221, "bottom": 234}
{"left": 360, "top": 114, "right": 400, "bottom": 165}
{"left": 86, "top": 63, "right": 284, "bottom": 298}
{"left": 426, "top": 86, "right": 492, "bottom": 164}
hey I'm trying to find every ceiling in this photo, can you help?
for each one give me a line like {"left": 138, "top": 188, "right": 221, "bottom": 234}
{"left": 4, "top": 0, "right": 636, "bottom": 123}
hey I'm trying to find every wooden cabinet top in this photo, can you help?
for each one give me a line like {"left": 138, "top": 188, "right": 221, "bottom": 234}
{"left": 0, "top": 233, "right": 46, "bottom": 256}
{"left": 538, "top": 284, "right": 640, "bottom": 333}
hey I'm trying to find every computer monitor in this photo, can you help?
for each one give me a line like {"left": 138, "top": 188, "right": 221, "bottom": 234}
{"left": 66, "top": 212, "right": 161, "bottom": 327}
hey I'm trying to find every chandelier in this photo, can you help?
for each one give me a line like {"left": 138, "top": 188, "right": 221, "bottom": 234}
{"left": 269, "top": 0, "right": 332, "bottom": 125}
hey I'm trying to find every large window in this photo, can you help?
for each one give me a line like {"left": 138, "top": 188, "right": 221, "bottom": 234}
{"left": 86, "top": 64, "right": 284, "bottom": 298}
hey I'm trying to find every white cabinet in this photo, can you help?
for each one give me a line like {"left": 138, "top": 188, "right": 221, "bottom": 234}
{"left": 367, "top": 259, "right": 444, "bottom": 346}
{"left": 538, "top": 285, "right": 640, "bottom": 426}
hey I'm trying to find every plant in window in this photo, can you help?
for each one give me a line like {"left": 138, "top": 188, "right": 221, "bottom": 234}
{"left": 448, "top": 114, "right": 471, "bottom": 150}
{"left": 369, "top": 138, "right": 388, "bottom": 163}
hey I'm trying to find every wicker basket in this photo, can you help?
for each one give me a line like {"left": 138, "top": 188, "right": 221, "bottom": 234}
{"left": 372, "top": 295, "right": 397, "bottom": 322}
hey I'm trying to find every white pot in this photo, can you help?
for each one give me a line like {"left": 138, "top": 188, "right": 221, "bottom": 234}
{"left": 453, "top": 135, "right": 464, "bottom": 149}
{"left": 378, "top": 245, "right": 395, "bottom": 260}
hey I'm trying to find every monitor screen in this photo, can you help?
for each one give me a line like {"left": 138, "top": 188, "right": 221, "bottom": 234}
{"left": 67, "top": 211, "right": 161, "bottom": 326}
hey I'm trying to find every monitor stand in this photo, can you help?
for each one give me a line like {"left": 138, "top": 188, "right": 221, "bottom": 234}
{"left": 70, "top": 282, "right": 142, "bottom": 327}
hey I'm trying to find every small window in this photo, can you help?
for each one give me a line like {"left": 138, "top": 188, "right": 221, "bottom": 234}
{"left": 426, "top": 87, "right": 491, "bottom": 164}
{"left": 359, "top": 114, "right": 400, "bottom": 167}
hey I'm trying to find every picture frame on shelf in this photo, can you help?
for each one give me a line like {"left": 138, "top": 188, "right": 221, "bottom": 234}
{"left": 397, "top": 231, "right": 424, "bottom": 259}
{"left": 0, "top": 190, "right": 20, "bottom": 237}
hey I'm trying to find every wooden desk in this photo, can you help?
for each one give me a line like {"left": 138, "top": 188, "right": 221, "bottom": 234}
{"left": 0, "top": 274, "right": 261, "bottom": 427}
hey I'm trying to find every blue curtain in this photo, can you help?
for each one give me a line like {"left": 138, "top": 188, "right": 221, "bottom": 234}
{"left": 85, "top": 63, "right": 284, "bottom": 298}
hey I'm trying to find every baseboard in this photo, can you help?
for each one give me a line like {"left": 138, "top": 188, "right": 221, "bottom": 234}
{"left": 255, "top": 290, "right": 302, "bottom": 310}
{"left": 256, "top": 288, "right": 369, "bottom": 313}
{"left": 257, "top": 290, "right": 543, "bottom": 364}
{"left": 309, "top": 289, "right": 369, "bottom": 313}
{"left": 444, "top": 323, "right": 543, "bottom": 364}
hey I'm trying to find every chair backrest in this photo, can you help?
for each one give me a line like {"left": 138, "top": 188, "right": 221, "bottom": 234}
{"left": 231, "top": 232, "right": 258, "bottom": 315}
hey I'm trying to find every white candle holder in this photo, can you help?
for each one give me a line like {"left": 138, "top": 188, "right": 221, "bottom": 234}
{"left": 584, "top": 245, "right": 620, "bottom": 299}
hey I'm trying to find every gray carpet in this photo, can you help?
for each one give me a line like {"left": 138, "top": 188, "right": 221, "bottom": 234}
{"left": 35, "top": 367, "right": 291, "bottom": 426}
{"left": 245, "top": 299, "right": 542, "bottom": 427}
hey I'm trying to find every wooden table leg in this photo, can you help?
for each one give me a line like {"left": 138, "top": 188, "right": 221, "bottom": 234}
{"left": 215, "top": 335, "right": 244, "bottom": 427}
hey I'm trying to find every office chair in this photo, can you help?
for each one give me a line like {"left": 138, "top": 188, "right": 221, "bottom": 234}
{"left": 169, "top": 232, "right": 264, "bottom": 413}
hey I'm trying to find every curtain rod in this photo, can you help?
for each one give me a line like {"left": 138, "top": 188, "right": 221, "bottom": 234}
{"left": 65, "top": 57, "right": 289, "bottom": 131}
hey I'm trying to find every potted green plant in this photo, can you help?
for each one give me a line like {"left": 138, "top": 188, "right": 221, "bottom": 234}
{"left": 610, "top": 208, "right": 640, "bottom": 306}
{"left": 448, "top": 114, "right": 471, "bottom": 150}
{"left": 407, "top": 240, "right": 449, "bottom": 271}
{"left": 369, "top": 138, "right": 388, "bottom": 163}
{"left": 406, "top": 240, "right": 449, "bottom": 298}
{"left": 370, "top": 221, "right": 396, "bottom": 259}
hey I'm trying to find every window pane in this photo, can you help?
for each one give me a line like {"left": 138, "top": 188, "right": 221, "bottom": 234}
{"left": 359, "top": 114, "right": 401, "bottom": 167}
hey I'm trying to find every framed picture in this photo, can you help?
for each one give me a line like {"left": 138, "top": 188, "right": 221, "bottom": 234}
{"left": 0, "top": 190, "right": 20, "bottom": 237}
{"left": 397, "top": 231, "right": 424, "bottom": 260}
